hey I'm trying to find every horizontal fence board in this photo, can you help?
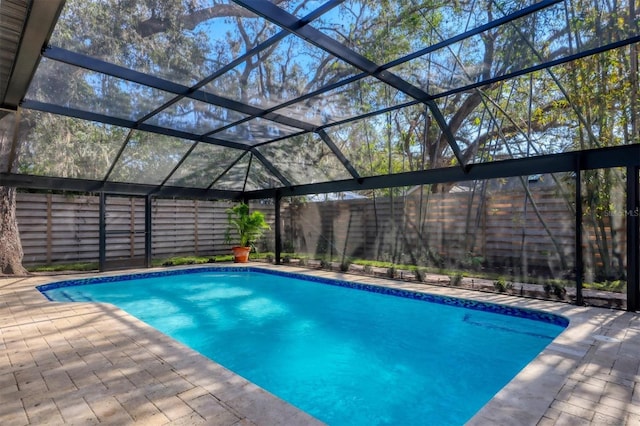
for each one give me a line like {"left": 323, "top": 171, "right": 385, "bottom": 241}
{"left": 16, "top": 190, "right": 625, "bottom": 276}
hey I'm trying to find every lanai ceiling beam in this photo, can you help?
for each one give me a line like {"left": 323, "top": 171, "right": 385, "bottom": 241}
{"left": 317, "top": 130, "right": 360, "bottom": 180}
{"left": 249, "top": 148, "right": 292, "bottom": 187}
{"left": 21, "top": 99, "right": 249, "bottom": 151}
{"left": 244, "top": 144, "right": 640, "bottom": 199}
{"left": 233, "top": 0, "right": 468, "bottom": 170}
{"left": 40, "top": 47, "right": 314, "bottom": 132}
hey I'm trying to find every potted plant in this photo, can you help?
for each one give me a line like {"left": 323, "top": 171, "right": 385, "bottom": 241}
{"left": 225, "top": 202, "right": 270, "bottom": 263}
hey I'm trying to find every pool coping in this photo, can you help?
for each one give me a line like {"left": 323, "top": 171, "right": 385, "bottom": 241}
{"left": 2, "top": 263, "right": 640, "bottom": 425}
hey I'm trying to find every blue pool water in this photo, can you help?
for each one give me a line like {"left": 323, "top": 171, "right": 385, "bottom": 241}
{"left": 39, "top": 268, "right": 567, "bottom": 425}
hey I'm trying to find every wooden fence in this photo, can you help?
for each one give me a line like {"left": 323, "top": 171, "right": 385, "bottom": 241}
{"left": 282, "top": 188, "right": 625, "bottom": 278}
{"left": 16, "top": 190, "right": 624, "bottom": 279}
{"left": 16, "top": 193, "right": 274, "bottom": 265}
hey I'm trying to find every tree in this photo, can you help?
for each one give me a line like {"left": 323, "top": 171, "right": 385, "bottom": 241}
{"left": 0, "top": 187, "right": 26, "bottom": 275}
{"left": 0, "top": 112, "right": 27, "bottom": 275}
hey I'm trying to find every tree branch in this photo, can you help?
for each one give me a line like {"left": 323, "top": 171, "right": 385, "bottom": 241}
{"left": 135, "top": 1, "right": 290, "bottom": 38}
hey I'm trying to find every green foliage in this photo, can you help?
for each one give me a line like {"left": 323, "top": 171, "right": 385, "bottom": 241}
{"left": 213, "top": 255, "right": 234, "bottom": 262}
{"left": 463, "top": 253, "right": 485, "bottom": 270}
{"left": 154, "top": 255, "right": 229, "bottom": 267}
{"left": 225, "top": 203, "right": 270, "bottom": 248}
{"left": 386, "top": 266, "right": 396, "bottom": 278}
{"left": 353, "top": 259, "right": 396, "bottom": 269}
{"left": 583, "top": 280, "right": 626, "bottom": 293}
{"left": 27, "top": 262, "right": 99, "bottom": 272}
{"left": 543, "top": 282, "right": 567, "bottom": 299}
{"left": 493, "top": 277, "right": 513, "bottom": 293}
{"left": 450, "top": 273, "right": 463, "bottom": 286}
{"left": 160, "top": 257, "right": 204, "bottom": 266}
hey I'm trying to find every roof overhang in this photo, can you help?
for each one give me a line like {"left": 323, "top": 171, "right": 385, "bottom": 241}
{"left": 0, "top": 0, "right": 65, "bottom": 109}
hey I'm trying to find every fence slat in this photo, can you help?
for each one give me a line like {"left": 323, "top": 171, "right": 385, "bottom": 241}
{"left": 16, "top": 190, "right": 623, "bottom": 276}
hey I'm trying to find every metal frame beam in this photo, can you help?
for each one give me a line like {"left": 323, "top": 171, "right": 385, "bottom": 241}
{"left": 574, "top": 158, "right": 584, "bottom": 306}
{"left": 98, "top": 192, "right": 106, "bottom": 271}
{"left": 206, "top": 151, "right": 249, "bottom": 192}
{"left": 627, "top": 166, "right": 640, "bottom": 311}
{"left": 42, "top": 47, "right": 314, "bottom": 132}
{"left": 0, "top": 172, "right": 243, "bottom": 199}
{"left": 233, "top": 0, "right": 467, "bottom": 169}
{"left": 244, "top": 144, "right": 640, "bottom": 199}
{"left": 249, "top": 148, "right": 292, "bottom": 187}
{"left": 5, "top": 145, "right": 637, "bottom": 202}
{"left": 21, "top": 99, "right": 250, "bottom": 151}
{"left": 275, "top": 190, "right": 282, "bottom": 265}
{"left": 317, "top": 130, "right": 360, "bottom": 179}
{"left": 145, "top": 194, "right": 152, "bottom": 268}
{"left": 432, "top": 35, "right": 640, "bottom": 102}
{"left": 381, "top": 0, "right": 563, "bottom": 71}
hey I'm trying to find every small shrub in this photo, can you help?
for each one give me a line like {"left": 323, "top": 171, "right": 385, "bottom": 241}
{"left": 584, "top": 280, "right": 626, "bottom": 293}
{"left": 28, "top": 262, "right": 99, "bottom": 273}
{"left": 542, "top": 282, "right": 565, "bottom": 299}
{"left": 450, "top": 273, "right": 463, "bottom": 286}
{"left": 339, "top": 261, "right": 351, "bottom": 272}
{"left": 216, "top": 254, "right": 234, "bottom": 262}
{"left": 319, "top": 259, "right": 330, "bottom": 269}
{"left": 387, "top": 266, "right": 396, "bottom": 278}
{"left": 265, "top": 254, "right": 274, "bottom": 263}
{"left": 282, "top": 255, "right": 291, "bottom": 264}
{"left": 414, "top": 269, "right": 425, "bottom": 282}
{"left": 463, "top": 252, "right": 485, "bottom": 270}
{"left": 298, "top": 258, "right": 306, "bottom": 266}
{"left": 494, "top": 277, "right": 507, "bottom": 292}
{"left": 363, "top": 265, "right": 373, "bottom": 274}
{"left": 552, "top": 283, "right": 566, "bottom": 299}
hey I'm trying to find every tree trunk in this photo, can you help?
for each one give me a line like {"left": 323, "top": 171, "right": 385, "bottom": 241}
{"left": 0, "top": 186, "right": 28, "bottom": 275}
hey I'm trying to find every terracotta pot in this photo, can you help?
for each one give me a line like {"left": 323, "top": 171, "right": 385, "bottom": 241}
{"left": 232, "top": 246, "right": 251, "bottom": 263}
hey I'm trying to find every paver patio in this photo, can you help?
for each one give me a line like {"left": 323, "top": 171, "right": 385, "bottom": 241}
{"left": 1, "top": 264, "right": 639, "bottom": 425}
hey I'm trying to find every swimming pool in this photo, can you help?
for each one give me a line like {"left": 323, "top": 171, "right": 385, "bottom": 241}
{"left": 39, "top": 267, "right": 568, "bottom": 425}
